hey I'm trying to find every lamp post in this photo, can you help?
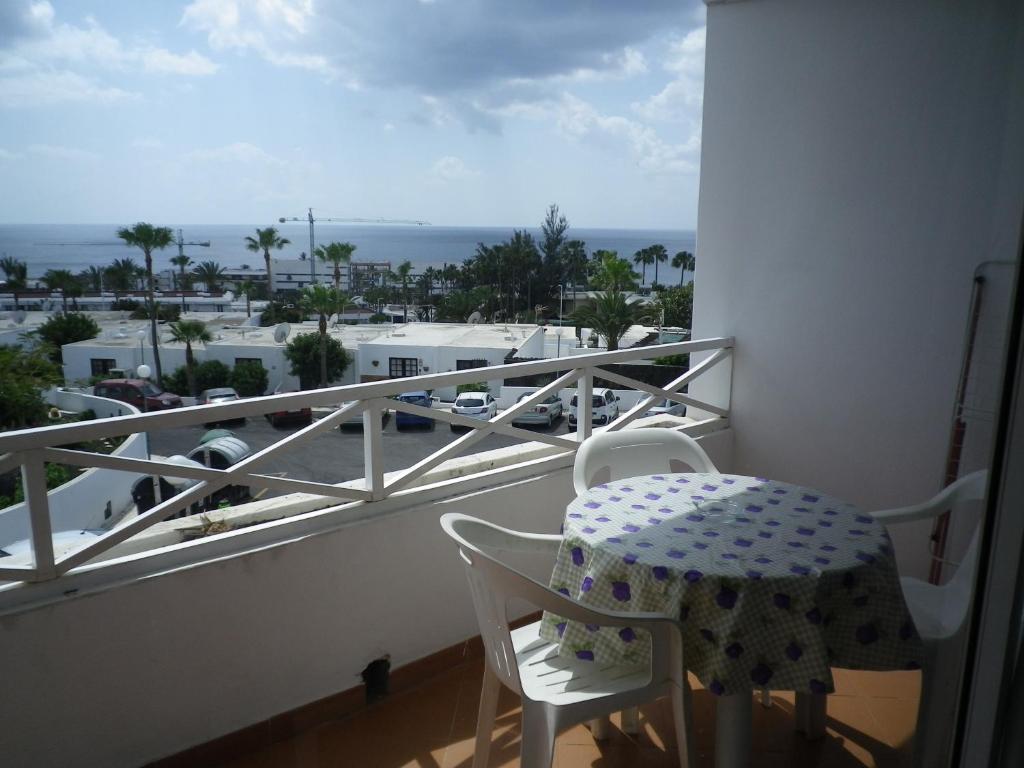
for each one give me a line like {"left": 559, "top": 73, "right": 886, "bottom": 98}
{"left": 551, "top": 284, "right": 566, "bottom": 357}
{"left": 136, "top": 329, "right": 147, "bottom": 368}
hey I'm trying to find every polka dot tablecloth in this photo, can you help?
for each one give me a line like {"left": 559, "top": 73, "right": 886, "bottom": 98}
{"left": 540, "top": 473, "right": 923, "bottom": 696}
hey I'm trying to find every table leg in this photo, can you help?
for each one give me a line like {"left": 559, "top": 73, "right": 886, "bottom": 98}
{"left": 795, "top": 692, "right": 827, "bottom": 739}
{"left": 716, "top": 693, "right": 752, "bottom": 768}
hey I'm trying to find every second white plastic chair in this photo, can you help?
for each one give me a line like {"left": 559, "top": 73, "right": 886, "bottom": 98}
{"left": 440, "top": 512, "right": 695, "bottom": 768}
{"left": 572, "top": 427, "right": 718, "bottom": 495}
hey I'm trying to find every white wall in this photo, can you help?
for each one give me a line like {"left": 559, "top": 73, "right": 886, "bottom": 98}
{"left": 0, "top": 468, "right": 575, "bottom": 768}
{"left": 692, "top": 0, "right": 1024, "bottom": 579}
{"left": 0, "top": 392, "right": 148, "bottom": 547}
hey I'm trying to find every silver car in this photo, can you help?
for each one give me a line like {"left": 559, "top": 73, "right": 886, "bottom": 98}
{"left": 644, "top": 397, "right": 686, "bottom": 418}
{"left": 510, "top": 392, "right": 564, "bottom": 428}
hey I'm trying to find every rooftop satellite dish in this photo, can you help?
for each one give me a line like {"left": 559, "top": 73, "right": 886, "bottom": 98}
{"left": 13, "top": 309, "right": 26, "bottom": 325}
{"left": 274, "top": 323, "right": 291, "bottom": 344}
{"left": 223, "top": 290, "right": 234, "bottom": 302}
{"left": 467, "top": 311, "right": 483, "bottom": 324}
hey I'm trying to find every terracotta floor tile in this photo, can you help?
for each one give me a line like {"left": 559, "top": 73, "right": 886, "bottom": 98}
{"left": 848, "top": 670, "right": 922, "bottom": 700}
{"left": 865, "top": 697, "right": 918, "bottom": 753}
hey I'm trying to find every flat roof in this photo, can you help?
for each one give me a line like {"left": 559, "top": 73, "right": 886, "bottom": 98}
{"left": 361, "top": 323, "right": 542, "bottom": 350}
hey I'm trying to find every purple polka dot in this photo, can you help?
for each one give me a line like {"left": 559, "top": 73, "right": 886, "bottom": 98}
{"left": 658, "top": 507, "right": 674, "bottom": 514}
{"left": 755, "top": 556, "right": 772, "bottom": 564}
{"left": 905, "top": 661, "right": 921, "bottom": 670}
{"left": 619, "top": 627, "right": 636, "bottom": 643}
{"left": 557, "top": 587, "right": 570, "bottom": 597}
{"left": 787, "top": 541, "right": 806, "bottom": 548}
{"left": 746, "top": 570, "right": 763, "bottom": 580}
{"left": 576, "top": 649, "right": 594, "bottom": 661}
{"left": 557, "top": 622, "right": 566, "bottom": 637}
{"left": 814, "top": 557, "right": 831, "bottom": 565}
{"left": 709, "top": 679, "right": 725, "bottom": 696}
{"left": 855, "top": 515, "right": 874, "bottom": 525}
{"left": 805, "top": 607, "right": 823, "bottom": 625}
{"left": 758, "top": 531, "right": 774, "bottom": 539}
{"left": 745, "top": 504, "right": 763, "bottom": 513}
{"left": 725, "top": 642, "right": 744, "bottom": 658}
{"left": 702, "top": 484, "right": 718, "bottom": 492}
{"left": 773, "top": 488, "right": 788, "bottom": 495}
{"left": 582, "top": 526, "right": 597, "bottom": 534}
{"left": 684, "top": 569, "right": 703, "bottom": 583}
{"left": 750, "top": 663, "right": 773, "bottom": 686}
{"left": 716, "top": 587, "right": 738, "bottom": 609}
{"left": 676, "top": 477, "right": 690, "bottom": 484}
{"left": 797, "top": 527, "right": 815, "bottom": 536}
{"left": 687, "top": 514, "right": 705, "bottom": 522}
{"left": 765, "top": 520, "right": 781, "bottom": 527}
{"left": 773, "top": 593, "right": 791, "bottom": 609}
{"left": 611, "top": 581, "right": 631, "bottom": 602}
{"left": 790, "top": 565, "right": 811, "bottom": 576}
{"left": 623, "top": 524, "right": 641, "bottom": 533}
{"left": 785, "top": 642, "right": 803, "bottom": 661}
{"left": 694, "top": 542, "right": 709, "bottom": 550}
{"left": 623, "top": 553, "right": 638, "bottom": 565}
{"left": 647, "top": 518, "right": 662, "bottom": 525}
{"left": 584, "top": 501, "right": 602, "bottom": 509}
{"left": 672, "top": 526, "right": 689, "bottom": 533}
{"left": 631, "top": 504, "right": 645, "bottom": 510}
{"left": 856, "top": 624, "right": 879, "bottom": 645}
{"left": 609, "top": 495, "right": 622, "bottom": 502}
{"left": 596, "top": 516, "right": 611, "bottom": 523}
{"left": 849, "top": 529, "right": 867, "bottom": 536}
{"left": 652, "top": 475, "right": 665, "bottom": 480}
{"left": 571, "top": 547, "right": 584, "bottom": 566}
{"left": 585, "top": 623, "right": 600, "bottom": 632}
{"left": 620, "top": 486, "right": 634, "bottom": 492}
{"left": 667, "top": 549, "right": 686, "bottom": 559}
{"left": 802, "top": 494, "right": 819, "bottom": 502}
{"left": 700, "top": 628, "right": 715, "bottom": 642}
{"left": 722, "top": 553, "right": 738, "bottom": 560}
{"left": 606, "top": 537, "right": 623, "bottom": 544}
{"left": 645, "top": 493, "right": 661, "bottom": 501}
{"left": 809, "top": 679, "right": 828, "bottom": 694}
{"left": 818, "top": 520, "right": 833, "bottom": 528}
{"left": 735, "top": 538, "right": 753, "bottom": 548}
{"left": 581, "top": 576, "right": 594, "bottom": 592}
{"left": 652, "top": 565, "right": 669, "bottom": 581}
{"left": 856, "top": 552, "right": 876, "bottom": 564}
{"left": 823, "top": 509, "right": 838, "bottom": 516}
{"left": 636, "top": 541, "right": 654, "bottom": 548}
{"left": 767, "top": 499, "right": 781, "bottom": 505}
{"left": 703, "top": 530, "right": 720, "bottom": 538}
{"left": 690, "top": 495, "right": 705, "bottom": 502}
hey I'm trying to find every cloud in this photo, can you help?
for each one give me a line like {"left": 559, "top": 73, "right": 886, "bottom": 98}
{"left": 132, "top": 137, "right": 164, "bottom": 150}
{"left": 28, "top": 143, "right": 99, "bottom": 161}
{"left": 430, "top": 155, "right": 479, "bottom": 182}
{"left": 0, "top": 1, "right": 216, "bottom": 107}
{"left": 632, "top": 27, "right": 705, "bottom": 122}
{"left": 0, "top": 148, "right": 20, "bottom": 160}
{"left": 184, "top": 141, "right": 285, "bottom": 166}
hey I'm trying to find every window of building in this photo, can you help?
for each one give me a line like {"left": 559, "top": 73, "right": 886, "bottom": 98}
{"left": 389, "top": 357, "right": 419, "bottom": 377}
{"left": 90, "top": 358, "right": 117, "bottom": 376}
{"left": 456, "top": 359, "right": 488, "bottom": 370}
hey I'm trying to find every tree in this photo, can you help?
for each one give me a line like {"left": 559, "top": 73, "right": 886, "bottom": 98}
{"left": 239, "top": 278, "right": 255, "bottom": 317}
{"left": 165, "top": 360, "right": 231, "bottom": 396}
{"left": 168, "top": 319, "right": 212, "bottom": 397}
{"left": 1, "top": 256, "right": 27, "bottom": 310}
{"left": 571, "top": 291, "right": 654, "bottom": 351}
{"left": 649, "top": 244, "right": 668, "bottom": 287}
{"left": 561, "top": 239, "right": 589, "bottom": 293}
{"left": 0, "top": 344, "right": 62, "bottom": 430}
{"left": 505, "top": 230, "right": 541, "bottom": 317}
{"left": 36, "top": 312, "right": 100, "bottom": 364}
{"left": 633, "top": 247, "right": 655, "bottom": 285}
{"left": 192, "top": 260, "right": 226, "bottom": 292}
{"left": 315, "top": 241, "right": 357, "bottom": 293}
{"left": 105, "top": 257, "right": 138, "bottom": 297}
{"left": 672, "top": 250, "right": 695, "bottom": 286}
{"left": 394, "top": 260, "right": 413, "bottom": 323}
{"left": 300, "top": 284, "right": 341, "bottom": 388}
{"left": 42, "top": 269, "right": 80, "bottom": 312}
{"left": 590, "top": 251, "right": 640, "bottom": 292}
{"left": 540, "top": 203, "right": 569, "bottom": 284}
{"left": 284, "top": 331, "right": 351, "bottom": 391}
{"left": 230, "top": 360, "right": 268, "bottom": 397}
{"left": 654, "top": 284, "right": 694, "bottom": 329}
{"left": 117, "top": 223, "right": 174, "bottom": 385}
{"left": 80, "top": 265, "right": 104, "bottom": 293}
{"left": 244, "top": 227, "right": 290, "bottom": 297}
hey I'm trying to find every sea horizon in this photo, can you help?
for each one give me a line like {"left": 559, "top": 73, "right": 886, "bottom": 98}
{"left": 0, "top": 223, "right": 698, "bottom": 284}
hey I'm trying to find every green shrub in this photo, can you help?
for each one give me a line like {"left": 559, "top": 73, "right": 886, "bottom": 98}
{"left": 368, "top": 313, "right": 389, "bottom": 324}
{"left": 283, "top": 332, "right": 352, "bottom": 389}
{"left": 230, "top": 361, "right": 269, "bottom": 397}
{"left": 130, "top": 304, "right": 180, "bottom": 322}
{"left": 36, "top": 313, "right": 100, "bottom": 363}
{"left": 457, "top": 382, "right": 489, "bottom": 394}
{"left": 111, "top": 298, "right": 140, "bottom": 311}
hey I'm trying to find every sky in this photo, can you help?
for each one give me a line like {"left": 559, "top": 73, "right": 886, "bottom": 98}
{"left": 0, "top": 0, "right": 707, "bottom": 229}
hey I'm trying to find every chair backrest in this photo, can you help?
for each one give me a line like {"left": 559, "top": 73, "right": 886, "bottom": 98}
{"left": 573, "top": 427, "right": 718, "bottom": 494}
{"left": 939, "top": 471, "right": 988, "bottom": 615}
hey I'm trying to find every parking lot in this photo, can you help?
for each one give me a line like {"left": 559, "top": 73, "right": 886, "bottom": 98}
{"left": 149, "top": 406, "right": 575, "bottom": 501}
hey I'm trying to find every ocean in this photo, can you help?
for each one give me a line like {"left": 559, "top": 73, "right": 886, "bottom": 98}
{"left": 0, "top": 223, "right": 696, "bottom": 284}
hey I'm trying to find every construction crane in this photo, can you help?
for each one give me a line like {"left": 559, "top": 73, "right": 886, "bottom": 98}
{"left": 277, "top": 208, "right": 430, "bottom": 284}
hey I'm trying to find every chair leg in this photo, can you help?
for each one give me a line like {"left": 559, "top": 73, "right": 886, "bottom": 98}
{"left": 621, "top": 706, "right": 641, "bottom": 735}
{"left": 670, "top": 679, "right": 696, "bottom": 768}
{"left": 520, "top": 702, "right": 558, "bottom": 768}
{"left": 794, "top": 692, "right": 826, "bottom": 740}
{"left": 759, "top": 689, "right": 772, "bottom": 708}
{"left": 716, "top": 692, "right": 753, "bottom": 768}
{"left": 589, "top": 716, "right": 611, "bottom": 740}
{"left": 472, "top": 666, "right": 501, "bottom": 768}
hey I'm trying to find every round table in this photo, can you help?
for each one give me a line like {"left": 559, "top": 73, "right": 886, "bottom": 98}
{"left": 541, "top": 472, "right": 922, "bottom": 697}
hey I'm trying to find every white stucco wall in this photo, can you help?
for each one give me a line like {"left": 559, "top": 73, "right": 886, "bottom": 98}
{"left": 691, "top": 0, "right": 1024, "bottom": 579}
{"left": 0, "top": 392, "right": 148, "bottom": 547}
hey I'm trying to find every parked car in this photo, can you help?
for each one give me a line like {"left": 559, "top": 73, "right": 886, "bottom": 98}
{"left": 510, "top": 392, "right": 564, "bottom": 428}
{"left": 567, "top": 387, "right": 620, "bottom": 431}
{"left": 94, "top": 379, "right": 182, "bottom": 411}
{"left": 395, "top": 391, "right": 435, "bottom": 430}
{"left": 451, "top": 391, "right": 497, "bottom": 431}
{"left": 643, "top": 397, "right": 686, "bottom": 419}
{"left": 265, "top": 393, "right": 313, "bottom": 429}
{"left": 198, "top": 387, "right": 245, "bottom": 427}
{"left": 339, "top": 400, "right": 389, "bottom": 430}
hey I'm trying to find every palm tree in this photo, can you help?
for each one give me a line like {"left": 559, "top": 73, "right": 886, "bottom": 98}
{"left": 117, "top": 223, "right": 174, "bottom": 384}
{"left": 315, "top": 241, "right": 357, "bottom": 293}
{"left": 240, "top": 278, "right": 255, "bottom": 318}
{"left": 649, "top": 244, "right": 668, "bottom": 287}
{"left": 672, "top": 250, "right": 696, "bottom": 286}
{"left": 80, "top": 265, "right": 104, "bottom": 293}
{"left": 170, "top": 255, "right": 192, "bottom": 291}
{"left": 245, "top": 227, "right": 291, "bottom": 297}
{"left": 633, "top": 247, "right": 655, "bottom": 286}
{"left": 1, "top": 256, "right": 28, "bottom": 310}
{"left": 168, "top": 319, "right": 212, "bottom": 398}
{"left": 561, "top": 239, "right": 588, "bottom": 294}
{"left": 192, "top": 261, "right": 226, "bottom": 292}
{"left": 42, "top": 269, "right": 79, "bottom": 312}
{"left": 592, "top": 251, "right": 640, "bottom": 292}
{"left": 105, "top": 258, "right": 139, "bottom": 297}
{"left": 571, "top": 291, "right": 654, "bottom": 351}
{"left": 300, "top": 284, "right": 340, "bottom": 387}
{"left": 395, "top": 260, "right": 413, "bottom": 322}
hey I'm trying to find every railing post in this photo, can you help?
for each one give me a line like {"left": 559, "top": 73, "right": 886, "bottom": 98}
{"left": 363, "top": 399, "right": 385, "bottom": 501}
{"left": 578, "top": 369, "right": 593, "bottom": 442}
{"left": 22, "top": 449, "right": 56, "bottom": 581}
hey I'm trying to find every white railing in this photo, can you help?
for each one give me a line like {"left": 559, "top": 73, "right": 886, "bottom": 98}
{"left": 0, "top": 337, "right": 733, "bottom": 583}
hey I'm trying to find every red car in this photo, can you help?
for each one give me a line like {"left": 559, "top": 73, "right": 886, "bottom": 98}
{"left": 94, "top": 379, "right": 182, "bottom": 410}
{"left": 265, "top": 397, "right": 313, "bottom": 428}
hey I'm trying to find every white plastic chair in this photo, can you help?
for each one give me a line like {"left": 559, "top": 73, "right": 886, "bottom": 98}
{"left": 573, "top": 427, "right": 718, "bottom": 495}
{"left": 440, "top": 512, "right": 695, "bottom": 768}
{"left": 870, "top": 469, "right": 988, "bottom": 768}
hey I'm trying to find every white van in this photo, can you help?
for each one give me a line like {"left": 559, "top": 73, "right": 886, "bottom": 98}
{"left": 568, "top": 388, "right": 620, "bottom": 431}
